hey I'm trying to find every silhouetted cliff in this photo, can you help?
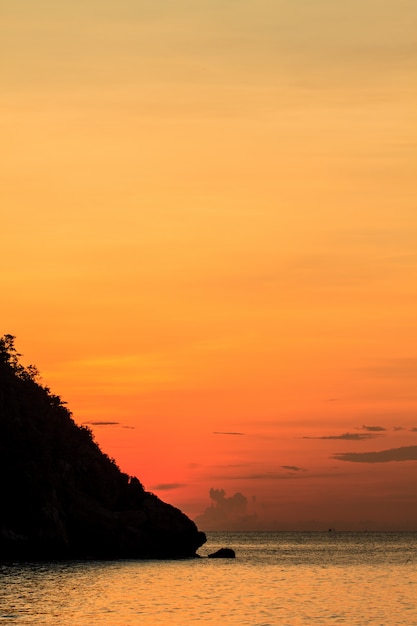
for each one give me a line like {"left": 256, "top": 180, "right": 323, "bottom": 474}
{"left": 0, "top": 335, "right": 206, "bottom": 560}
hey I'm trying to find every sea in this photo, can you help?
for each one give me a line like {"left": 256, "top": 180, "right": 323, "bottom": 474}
{"left": 1, "top": 531, "right": 416, "bottom": 625}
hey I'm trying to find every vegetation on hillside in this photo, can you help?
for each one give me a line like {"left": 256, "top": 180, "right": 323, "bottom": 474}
{"left": 0, "top": 335, "right": 205, "bottom": 559}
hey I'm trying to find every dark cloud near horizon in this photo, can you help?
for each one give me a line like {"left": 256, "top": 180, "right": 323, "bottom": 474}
{"left": 360, "top": 425, "right": 386, "bottom": 432}
{"left": 195, "top": 488, "right": 257, "bottom": 530}
{"left": 333, "top": 445, "right": 417, "bottom": 463}
{"left": 150, "top": 483, "right": 185, "bottom": 491}
{"left": 213, "top": 431, "right": 245, "bottom": 436}
{"left": 303, "top": 432, "right": 379, "bottom": 441}
{"left": 210, "top": 489, "right": 246, "bottom": 508}
{"left": 281, "top": 465, "right": 306, "bottom": 472}
{"left": 410, "top": 428, "right": 417, "bottom": 432}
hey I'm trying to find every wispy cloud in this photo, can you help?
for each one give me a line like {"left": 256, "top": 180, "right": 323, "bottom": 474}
{"left": 360, "top": 424, "right": 387, "bottom": 432}
{"left": 82, "top": 420, "right": 135, "bottom": 429}
{"left": 222, "top": 470, "right": 307, "bottom": 480}
{"left": 150, "top": 483, "right": 186, "bottom": 491}
{"left": 333, "top": 445, "right": 417, "bottom": 463}
{"left": 213, "top": 431, "right": 245, "bottom": 436}
{"left": 281, "top": 465, "right": 306, "bottom": 472}
{"left": 243, "top": 473, "right": 302, "bottom": 480}
{"left": 357, "top": 358, "right": 417, "bottom": 380}
{"left": 83, "top": 421, "right": 120, "bottom": 426}
{"left": 303, "top": 432, "right": 379, "bottom": 441}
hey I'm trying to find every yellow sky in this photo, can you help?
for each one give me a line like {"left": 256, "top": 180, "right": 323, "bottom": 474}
{"left": 1, "top": 0, "right": 416, "bottom": 530}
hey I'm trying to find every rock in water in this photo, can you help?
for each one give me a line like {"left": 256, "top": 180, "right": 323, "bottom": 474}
{"left": 0, "top": 335, "right": 206, "bottom": 560}
{"left": 208, "top": 548, "right": 236, "bottom": 558}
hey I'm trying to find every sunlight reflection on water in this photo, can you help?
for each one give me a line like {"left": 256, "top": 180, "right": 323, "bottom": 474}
{"left": 1, "top": 533, "right": 416, "bottom": 625}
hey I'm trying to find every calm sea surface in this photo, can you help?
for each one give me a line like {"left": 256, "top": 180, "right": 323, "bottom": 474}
{"left": 1, "top": 532, "right": 416, "bottom": 625}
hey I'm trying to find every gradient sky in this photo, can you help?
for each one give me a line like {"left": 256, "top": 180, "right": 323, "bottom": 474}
{"left": 2, "top": 0, "right": 416, "bottom": 530}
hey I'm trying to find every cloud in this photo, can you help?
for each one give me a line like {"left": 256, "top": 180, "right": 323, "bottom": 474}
{"left": 241, "top": 473, "right": 301, "bottom": 479}
{"left": 281, "top": 465, "right": 306, "bottom": 472}
{"left": 213, "top": 431, "right": 245, "bottom": 436}
{"left": 83, "top": 421, "right": 120, "bottom": 426}
{"left": 357, "top": 358, "right": 417, "bottom": 380}
{"left": 360, "top": 425, "right": 387, "bottom": 432}
{"left": 410, "top": 428, "right": 417, "bottom": 433}
{"left": 82, "top": 420, "right": 135, "bottom": 429}
{"left": 195, "top": 488, "right": 257, "bottom": 530}
{"left": 209, "top": 489, "right": 246, "bottom": 508}
{"left": 215, "top": 469, "right": 307, "bottom": 480}
{"left": 303, "top": 432, "right": 379, "bottom": 441}
{"left": 150, "top": 483, "right": 185, "bottom": 491}
{"left": 333, "top": 445, "right": 417, "bottom": 463}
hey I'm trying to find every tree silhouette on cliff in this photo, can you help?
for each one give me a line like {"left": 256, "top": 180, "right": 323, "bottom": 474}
{"left": 0, "top": 335, "right": 205, "bottom": 559}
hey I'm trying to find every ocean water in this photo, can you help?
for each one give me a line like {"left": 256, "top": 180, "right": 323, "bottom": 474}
{"left": 1, "top": 532, "right": 416, "bottom": 625}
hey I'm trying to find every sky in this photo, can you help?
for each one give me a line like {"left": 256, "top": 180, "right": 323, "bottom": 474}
{"left": 1, "top": 0, "right": 416, "bottom": 531}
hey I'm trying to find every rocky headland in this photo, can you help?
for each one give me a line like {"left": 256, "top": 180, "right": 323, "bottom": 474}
{"left": 0, "top": 335, "right": 206, "bottom": 560}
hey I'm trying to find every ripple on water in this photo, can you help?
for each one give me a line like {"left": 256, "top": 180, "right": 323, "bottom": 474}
{"left": 1, "top": 533, "right": 416, "bottom": 625}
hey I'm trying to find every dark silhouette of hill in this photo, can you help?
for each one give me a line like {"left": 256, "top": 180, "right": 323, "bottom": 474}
{"left": 0, "top": 335, "right": 206, "bottom": 560}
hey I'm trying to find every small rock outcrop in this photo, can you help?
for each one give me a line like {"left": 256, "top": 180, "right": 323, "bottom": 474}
{"left": 0, "top": 335, "right": 206, "bottom": 560}
{"left": 208, "top": 548, "right": 236, "bottom": 558}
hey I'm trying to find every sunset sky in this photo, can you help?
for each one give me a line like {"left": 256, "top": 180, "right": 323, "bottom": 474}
{"left": 1, "top": 0, "right": 416, "bottom": 530}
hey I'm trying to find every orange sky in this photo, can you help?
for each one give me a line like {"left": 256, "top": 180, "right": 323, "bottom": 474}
{"left": 1, "top": 0, "right": 416, "bottom": 530}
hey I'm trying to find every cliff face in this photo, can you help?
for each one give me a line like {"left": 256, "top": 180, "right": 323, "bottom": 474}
{"left": 0, "top": 335, "right": 206, "bottom": 560}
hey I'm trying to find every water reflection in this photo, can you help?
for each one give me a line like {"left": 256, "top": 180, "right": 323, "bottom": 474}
{"left": 1, "top": 533, "right": 416, "bottom": 625}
